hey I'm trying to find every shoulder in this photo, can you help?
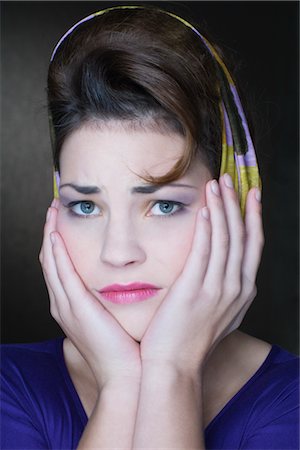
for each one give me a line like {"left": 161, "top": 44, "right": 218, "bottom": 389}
{"left": 240, "top": 344, "right": 299, "bottom": 448}
{"left": 1, "top": 338, "right": 63, "bottom": 360}
{"left": 1, "top": 338, "right": 64, "bottom": 382}
{"left": 258, "top": 343, "right": 298, "bottom": 389}
{"left": 205, "top": 341, "right": 299, "bottom": 449}
{"left": 253, "top": 344, "right": 299, "bottom": 414}
{"left": 1, "top": 338, "right": 86, "bottom": 449}
{"left": 1, "top": 338, "right": 67, "bottom": 413}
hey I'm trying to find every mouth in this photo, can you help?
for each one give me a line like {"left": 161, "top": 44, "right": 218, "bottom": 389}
{"left": 98, "top": 282, "right": 161, "bottom": 305}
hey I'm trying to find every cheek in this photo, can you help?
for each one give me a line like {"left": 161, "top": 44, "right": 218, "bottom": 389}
{"left": 55, "top": 208, "right": 197, "bottom": 289}
{"left": 145, "top": 215, "right": 196, "bottom": 280}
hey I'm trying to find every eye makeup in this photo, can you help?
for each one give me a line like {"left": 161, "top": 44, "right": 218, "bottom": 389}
{"left": 148, "top": 200, "right": 188, "bottom": 219}
{"left": 59, "top": 185, "right": 199, "bottom": 220}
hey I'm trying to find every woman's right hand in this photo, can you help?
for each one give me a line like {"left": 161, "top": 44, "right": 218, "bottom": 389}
{"left": 39, "top": 199, "right": 142, "bottom": 389}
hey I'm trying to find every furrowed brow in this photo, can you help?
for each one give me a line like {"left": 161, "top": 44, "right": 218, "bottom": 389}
{"left": 59, "top": 182, "right": 197, "bottom": 195}
{"left": 59, "top": 183, "right": 101, "bottom": 195}
{"left": 131, "top": 183, "right": 197, "bottom": 194}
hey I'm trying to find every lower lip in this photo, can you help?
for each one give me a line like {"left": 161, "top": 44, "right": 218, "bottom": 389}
{"left": 99, "top": 288, "right": 160, "bottom": 305}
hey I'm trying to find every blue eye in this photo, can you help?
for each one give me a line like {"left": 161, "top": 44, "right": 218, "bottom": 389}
{"left": 150, "top": 201, "right": 183, "bottom": 217}
{"left": 65, "top": 199, "right": 185, "bottom": 219}
{"left": 67, "top": 201, "right": 100, "bottom": 218}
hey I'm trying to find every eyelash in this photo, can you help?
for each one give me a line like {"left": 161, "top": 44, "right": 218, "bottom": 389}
{"left": 65, "top": 201, "right": 100, "bottom": 219}
{"left": 64, "top": 200, "right": 186, "bottom": 219}
{"left": 148, "top": 200, "right": 185, "bottom": 218}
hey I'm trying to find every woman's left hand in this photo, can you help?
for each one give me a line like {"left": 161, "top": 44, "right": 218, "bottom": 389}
{"left": 140, "top": 173, "right": 264, "bottom": 374}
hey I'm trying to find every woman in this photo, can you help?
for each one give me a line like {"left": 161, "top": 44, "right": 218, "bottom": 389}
{"left": 1, "top": 4, "right": 298, "bottom": 449}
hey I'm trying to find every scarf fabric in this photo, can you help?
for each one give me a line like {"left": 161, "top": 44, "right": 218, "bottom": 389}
{"left": 50, "top": 5, "right": 261, "bottom": 216}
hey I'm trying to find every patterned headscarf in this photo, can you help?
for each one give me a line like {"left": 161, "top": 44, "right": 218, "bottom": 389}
{"left": 50, "top": 5, "right": 261, "bottom": 216}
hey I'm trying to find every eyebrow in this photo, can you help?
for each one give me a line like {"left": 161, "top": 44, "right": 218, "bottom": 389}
{"left": 131, "top": 183, "right": 197, "bottom": 194}
{"left": 59, "top": 182, "right": 197, "bottom": 195}
{"left": 59, "top": 183, "right": 101, "bottom": 195}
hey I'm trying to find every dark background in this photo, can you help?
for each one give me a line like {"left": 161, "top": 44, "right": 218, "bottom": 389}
{"left": 1, "top": 1, "right": 299, "bottom": 353}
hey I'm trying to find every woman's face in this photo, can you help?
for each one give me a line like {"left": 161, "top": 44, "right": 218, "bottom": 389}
{"left": 57, "top": 122, "right": 212, "bottom": 341}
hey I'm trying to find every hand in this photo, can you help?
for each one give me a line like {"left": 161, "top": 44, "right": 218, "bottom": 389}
{"left": 39, "top": 200, "right": 142, "bottom": 388}
{"left": 140, "top": 174, "right": 264, "bottom": 374}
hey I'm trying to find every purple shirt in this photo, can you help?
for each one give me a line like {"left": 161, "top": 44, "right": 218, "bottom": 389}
{"left": 1, "top": 337, "right": 299, "bottom": 449}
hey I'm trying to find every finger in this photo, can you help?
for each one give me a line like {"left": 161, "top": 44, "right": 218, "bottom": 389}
{"left": 39, "top": 198, "right": 60, "bottom": 264}
{"left": 39, "top": 209, "right": 51, "bottom": 265}
{"left": 219, "top": 174, "right": 245, "bottom": 294}
{"left": 42, "top": 271, "right": 61, "bottom": 321}
{"left": 39, "top": 201, "right": 69, "bottom": 321}
{"left": 203, "top": 180, "right": 229, "bottom": 290}
{"left": 242, "top": 188, "right": 264, "bottom": 285}
{"left": 179, "top": 205, "right": 211, "bottom": 290}
{"left": 50, "top": 231, "right": 124, "bottom": 340}
{"left": 40, "top": 203, "right": 69, "bottom": 310}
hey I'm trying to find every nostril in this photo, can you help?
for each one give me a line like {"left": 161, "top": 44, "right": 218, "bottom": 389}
{"left": 100, "top": 220, "right": 146, "bottom": 267}
{"left": 100, "top": 240, "right": 146, "bottom": 267}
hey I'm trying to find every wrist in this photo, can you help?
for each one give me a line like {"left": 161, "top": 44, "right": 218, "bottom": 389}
{"left": 92, "top": 362, "right": 142, "bottom": 391}
{"left": 101, "top": 373, "right": 142, "bottom": 392}
{"left": 141, "top": 360, "right": 203, "bottom": 386}
{"left": 97, "top": 378, "right": 141, "bottom": 413}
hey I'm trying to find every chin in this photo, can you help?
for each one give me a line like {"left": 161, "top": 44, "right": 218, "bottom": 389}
{"left": 99, "top": 294, "right": 162, "bottom": 343}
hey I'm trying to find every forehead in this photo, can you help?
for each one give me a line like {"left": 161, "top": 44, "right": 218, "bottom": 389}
{"left": 59, "top": 121, "right": 187, "bottom": 181}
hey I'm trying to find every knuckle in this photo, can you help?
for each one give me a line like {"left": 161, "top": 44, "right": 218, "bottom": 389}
{"left": 38, "top": 251, "right": 43, "bottom": 265}
{"left": 226, "top": 281, "right": 241, "bottom": 299}
{"left": 236, "top": 224, "right": 246, "bottom": 243}
{"left": 49, "top": 302, "right": 59, "bottom": 321}
{"left": 202, "top": 285, "right": 222, "bottom": 302}
{"left": 200, "top": 243, "right": 211, "bottom": 259}
{"left": 219, "top": 231, "right": 229, "bottom": 249}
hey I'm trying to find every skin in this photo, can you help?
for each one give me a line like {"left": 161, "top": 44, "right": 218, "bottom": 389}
{"left": 56, "top": 122, "right": 212, "bottom": 343}
{"left": 39, "top": 120, "right": 267, "bottom": 448}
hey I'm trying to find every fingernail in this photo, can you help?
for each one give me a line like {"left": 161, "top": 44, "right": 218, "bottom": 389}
{"left": 211, "top": 180, "right": 220, "bottom": 196}
{"left": 46, "top": 208, "right": 51, "bottom": 222}
{"left": 224, "top": 173, "right": 233, "bottom": 189}
{"left": 201, "top": 207, "right": 210, "bottom": 220}
{"left": 255, "top": 188, "right": 261, "bottom": 202}
{"left": 50, "top": 232, "right": 56, "bottom": 245}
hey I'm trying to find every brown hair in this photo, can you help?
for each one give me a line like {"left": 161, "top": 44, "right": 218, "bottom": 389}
{"left": 48, "top": 5, "right": 223, "bottom": 182}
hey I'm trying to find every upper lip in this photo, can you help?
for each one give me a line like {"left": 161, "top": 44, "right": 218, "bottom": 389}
{"left": 99, "top": 282, "right": 160, "bottom": 292}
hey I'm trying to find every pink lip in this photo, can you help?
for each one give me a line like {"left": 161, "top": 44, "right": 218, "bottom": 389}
{"left": 98, "top": 282, "right": 161, "bottom": 305}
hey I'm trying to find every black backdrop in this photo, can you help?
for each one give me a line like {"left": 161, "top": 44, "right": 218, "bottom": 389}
{"left": 1, "top": 1, "right": 299, "bottom": 353}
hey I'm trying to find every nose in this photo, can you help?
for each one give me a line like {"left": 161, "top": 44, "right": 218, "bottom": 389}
{"left": 100, "top": 214, "right": 146, "bottom": 267}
